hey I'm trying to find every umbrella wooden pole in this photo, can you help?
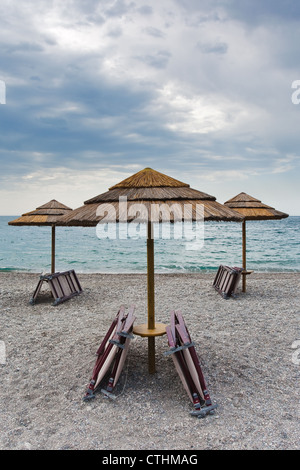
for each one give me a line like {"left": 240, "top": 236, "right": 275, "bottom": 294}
{"left": 51, "top": 225, "right": 55, "bottom": 274}
{"left": 133, "top": 221, "right": 166, "bottom": 374}
{"left": 147, "top": 221, "right": 155, "bottom": 329}
{"left": 147, "top": 221, "right": 156, "bottom": 374}
{"left": 242, "top": 220, "right": 246, "bottom": 292}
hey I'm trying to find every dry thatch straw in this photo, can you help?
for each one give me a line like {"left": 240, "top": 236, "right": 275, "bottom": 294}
{"left": 109, "top": 167, "right": 190, "bottom": 189}
{"left": 58, "top": 168, "right": 244, "bottom": 226}
{"left": 8, "top": 200, "right": 73, "bottom": 226}
{"left": 8, "top": 200, "right": 72, "bottom": 273}
{"left": 224, "top": 192, "right": 289, "bottom": 221}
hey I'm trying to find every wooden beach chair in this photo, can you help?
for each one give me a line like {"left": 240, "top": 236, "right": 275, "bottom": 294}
{"left": 213, "top": 265, "right": 243, "bottom": 299}
{"left": 164, "top": 311, "right": 217, "bottom": 418}
{"left": 30, "top": 270, "right": 82, "bottom": 306}
{"left": 83, "top": 305, "right": 136, "bottom": 401}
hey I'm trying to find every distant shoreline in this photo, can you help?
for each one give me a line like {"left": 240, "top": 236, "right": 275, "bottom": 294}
{"left": 1, "top": 270, "right": 300, "bottom": 276}
{"left": 1, "top": 268, "right": 300, "bottom": 275}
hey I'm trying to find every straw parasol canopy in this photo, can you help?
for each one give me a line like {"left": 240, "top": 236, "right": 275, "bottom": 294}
{"left": 224, "top": 192, "right": 289, "bottom": 291}
{"left": 59, "top": 167, "right": 244, "bottom": 225}
{"left": 58, "top": 167, "right": 244, "bottom": 373}
{"left": 8, "top": 199, "right": 72, "bottom": 273}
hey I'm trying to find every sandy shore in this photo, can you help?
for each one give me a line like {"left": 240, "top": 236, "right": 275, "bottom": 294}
{"left": 0, "top": 271, "right": 299, "bottom": 451}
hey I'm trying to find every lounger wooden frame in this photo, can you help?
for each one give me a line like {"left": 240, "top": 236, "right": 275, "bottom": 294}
{"left": 213, "top": 265, "right": 243, "bottom": 299}
{"left": 83, "top": 305, "right": 136, "bottom": 401}
{"left": 165, "top": 310, "right": 217, "bottom": 418}
{"left": 30, "top": 270, "right": 83, "bottom": 306}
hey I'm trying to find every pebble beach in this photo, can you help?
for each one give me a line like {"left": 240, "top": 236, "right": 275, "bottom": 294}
{"left": 0, "top": 271, "right": 299, "bottom": 451}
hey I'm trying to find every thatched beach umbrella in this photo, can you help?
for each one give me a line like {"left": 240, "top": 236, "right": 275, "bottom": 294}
{"left": 58, "top": 168, "right": 244, "bottom": 373}
{"left": 8, "top": 199, "right": 72, "bottom": 273}
{"left": 224, "top": 192, "right": 289, "bottom": 292}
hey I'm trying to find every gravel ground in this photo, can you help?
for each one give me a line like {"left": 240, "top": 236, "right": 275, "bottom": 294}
{"left": 0, "top": 272, "right": 299, "bottom": 451}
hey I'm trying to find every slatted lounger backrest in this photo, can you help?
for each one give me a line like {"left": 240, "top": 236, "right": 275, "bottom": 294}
{"left": 30, "top": 270, "right": 83, "bottom": 306}
{"left": 213, "top": 265, "right": 242, "bottom": 299}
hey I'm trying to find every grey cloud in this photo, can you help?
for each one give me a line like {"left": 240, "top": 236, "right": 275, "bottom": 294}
{"left": 105, "top": 0, "right": 136, "bottom": 17}
{"left": 225, "top": 0, "right": 300, "bottom": 24}
{"left": 197, "top": 41, "right": 228, "bottom": 55}
{"left": 67, "top": 0, "right": 104, "bottom": 18}
{"left": 144, "top": 27, "right": 165, "bottom": 38}
{"left": 184, "top": 11, "right": 222, "bottom": 27}
{"left": 175, "top": 0, "right": 300, "bottom": 24}
{"left": 134, "top": 50, "right": 171, "bottom": 69}
{"left": 106, "top": 26, "right": 123, "bottom": 37}
{"left": 137, "top": 5, "right": 153, "bottom": 16}
{"left": 85, "top": 13, "right": 106, "bottom": 25}
{"left": 5, "top": 42, "right": 44, "bottom": 54}
{"left": 43, "top": 37, "right": 57, "bottom": 47}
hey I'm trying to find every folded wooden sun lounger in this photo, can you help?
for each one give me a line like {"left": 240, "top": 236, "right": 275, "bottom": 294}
{"left": 213, "top": 265, "right": 243, "bottom": 299}
{"left": 164, "top": 310, "right": 217, "bottom": 418}
{"left": 83, "top": 305, "right": 135, "bottom": 401}
{"left": 30, "top": 270, "right": 82, "bottom": 306}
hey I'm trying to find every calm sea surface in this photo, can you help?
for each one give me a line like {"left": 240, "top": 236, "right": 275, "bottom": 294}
{"left": 0, "top": 216, "right": 299, "bottom": 274}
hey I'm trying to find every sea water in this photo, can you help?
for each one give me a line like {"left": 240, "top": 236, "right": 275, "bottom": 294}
{"left": 0, "top": 216, "right": 299, "bottom": 274}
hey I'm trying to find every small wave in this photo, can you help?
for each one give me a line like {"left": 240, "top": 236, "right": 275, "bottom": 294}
{"left": 158, "top": 264, "right": 219, "bottom": 273}
{"left": 0, "top": 267, "right": 28, "bottom": 272}
{"left": 67, "top": 260, "right": 88, "bottom": 265}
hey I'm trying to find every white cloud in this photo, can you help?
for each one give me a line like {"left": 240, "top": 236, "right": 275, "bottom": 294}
{"left": 198, "top": 169, "right": 258, "bottom": 182}
{"left": 149, "top": 82, "right": 237, "bottom": 134}
{"left": 1, "top": 165, "right": 144, "bottom": 215}
{"left": 272, "top": 155, "right": 300, "bottom": 174}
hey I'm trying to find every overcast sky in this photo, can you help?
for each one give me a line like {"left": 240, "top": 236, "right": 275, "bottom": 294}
{"left": 1, "top": 0, "right": 300, "bottom": 216}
